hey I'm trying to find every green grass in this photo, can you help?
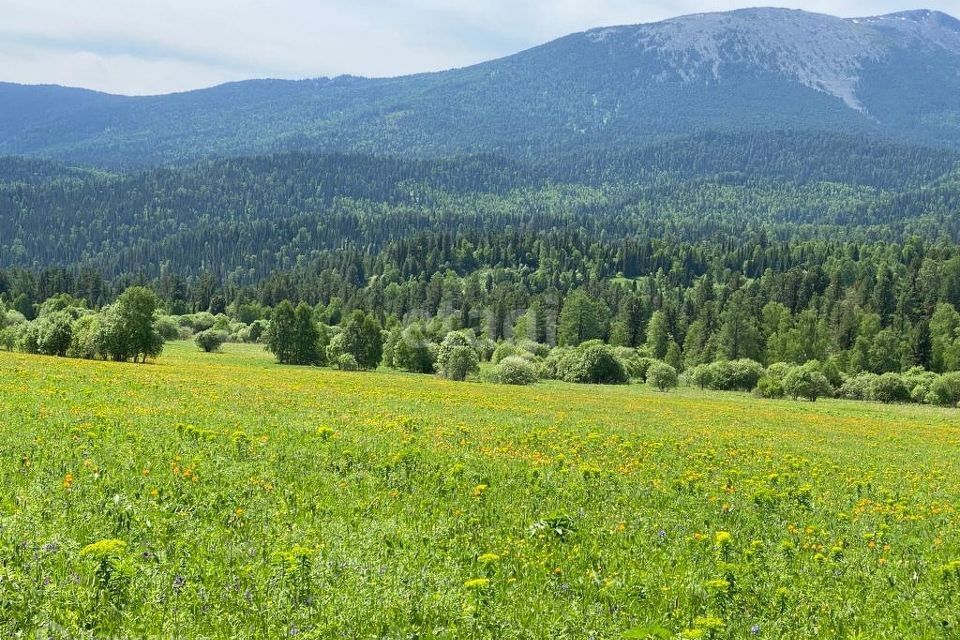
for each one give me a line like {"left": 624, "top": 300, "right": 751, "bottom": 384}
{"left": 1, "top": 341, "right": 959, "bottom": 638}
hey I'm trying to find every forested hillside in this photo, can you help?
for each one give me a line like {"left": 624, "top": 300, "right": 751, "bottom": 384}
{"left": 2, "top": 133, "right": 960, "bottom": 281}
{"left": 3, "top": 129, "right": 960, "bottom": 384}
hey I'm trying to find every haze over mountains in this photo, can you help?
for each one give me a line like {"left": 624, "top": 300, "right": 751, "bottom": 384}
{"left": 1, "top": 7, "right": 959, "bottom": 167}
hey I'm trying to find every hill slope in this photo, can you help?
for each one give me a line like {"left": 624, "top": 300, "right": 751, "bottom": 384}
{"left": 2, "top": 135, "right": 959, "bottom": 280}
{"left": 1, "top": 8, "right": 959, "bottom": 166}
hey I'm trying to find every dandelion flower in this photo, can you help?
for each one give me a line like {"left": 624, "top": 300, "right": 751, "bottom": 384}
{"left": 706, "top": 578, "right": 730, "bottom": 593}
{"left": 694, "top": 616, "right": 725, "bottom": 631}
{"left": 464, "top": 578, "right": 490, "bottom": 589}
{"left": 80, "top": 539, "right": 127, "bottom": 558}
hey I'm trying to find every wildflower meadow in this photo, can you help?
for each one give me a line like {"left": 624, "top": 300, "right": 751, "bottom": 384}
{"left": 1, "top": 342, "right": 959, "bottom": 638}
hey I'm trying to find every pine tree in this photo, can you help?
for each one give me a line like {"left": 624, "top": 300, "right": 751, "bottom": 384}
{"left": 719, "top": 290, "right": 762, "bottom": 361}
{"left": 930, "top": 303, "right": 960, "bottom": 373}
{"left": 645, "top": 310, "right": 671, "bottom": 360}
{"left": 558, "top": 289, "right": 605, "bottom": 347}
{"left": 609, "top": 294, "right": 646, "bottom": 348}
{"left": 906, "top": 319, "right": 932, "bottom": 371}
{"left": 872, "top": 266, "right": 896, "bottom": 327}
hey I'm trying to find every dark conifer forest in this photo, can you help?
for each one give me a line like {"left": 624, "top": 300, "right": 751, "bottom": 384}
{"left": 3, "top": 130, "right": 960, "bottom": 389}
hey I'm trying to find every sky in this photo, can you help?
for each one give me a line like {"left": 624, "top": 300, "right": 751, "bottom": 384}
{"left": 1, "top": 0, "right": 958, "bottom": 95}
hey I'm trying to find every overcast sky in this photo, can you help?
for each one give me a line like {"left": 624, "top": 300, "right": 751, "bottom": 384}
{"left": 1, "top": 0, "right": 958, "bottom": 95}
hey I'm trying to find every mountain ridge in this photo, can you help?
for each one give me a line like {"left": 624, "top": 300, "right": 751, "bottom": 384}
{"left": 1, "top": 7, "right": 959, "bottom": 167}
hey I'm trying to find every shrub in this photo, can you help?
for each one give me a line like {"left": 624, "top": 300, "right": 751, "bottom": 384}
{"left": 247, "top": 320, "right": 268, "bottom": 343}
{"left": 491, "top": 342, "right": 517, "bottom": 364}
{"left": 436, "top": 332, "right": 480, "bottom": 381}
{"left": 382, "top": 326, "right": 401, "bottom": 369}
{"left": 233, "top": 324, "right": 253, "bottom": 343}
{"left": 869, "top": 373, "right": 911, "bottom": 404}
{"left": 37, "top": 294, "right": 86, "bottom": 318}
{"left": 613, "top": 347, "right": 645, "bottom": 379}
{"left": 544, "top": 342, "right": 630, "bottom": 385}
{"left": 708, "top": 361, "right": 735, "bottom": 390}
{"left": 36, "top": 311, "right": 75, "bottom": 357}
{"left": 819, "top": 358, "right": 844, "bottom": 389}
{"left": 393, "top": 324, "right": 436, "bottom": 373}
{"left": 687, "top": 363, "right": 716, "bottom": 390}
{"left": 542, "top": 347, "right": 574, "bottom": 380}
{"left": 516, "top": 349, "right": 540, "bottom": 363}
{"left": 68, "top": 314, "right": 101, "bottom": 359}
{"left": 211, "top": 315, "right": 232, "bottom": 332}
{"left": 784, "top": 365, "right": 833, "bottom": 402}
{"left": 902, "top": 367, "right": 938, "bottom": 404}
{"left": 17, "top": 322, "right": 40, "bottom": 354}
{"left": 517, "top": 340, "right": 551, "bottom": 358}
{"left": 572, "top": 344, "right": 628, "bottom": 385}
{"left": 195, "top": 329, "right": 229, "bottom": 353}
{"left": 4, "top": 310, "right": 26, "bottom": 327}
{"left": 492, "top": 356, "right": 539, "bottom": 385}
{"left": 326, "top": 332, "right": 346, "bottom": 365}
{"left": 179, "top": 312, "right": 216, "bottom": 332}
{"left": 837, "top": 373, "right": 879, "bottom": 400}
{"left": 475, "top": 338, "right": 496, "bottom": 362}
{"left": 754, "top": 375, "right": 785, "bottom": 399}
{"left": 232, "top": 320, "right": 266, "bottom": 344}
{"left": 728, "top": 359, "right": 765, "bottom": 391}
{"left": 441, "top": 346, "right": 479, "bottom": 381}
{"left": 635, "top": 357, "right": 660, "bottom": 382}
{"left": 154, "top": 316, "right": 181, "bottom": 341}
{"left": 0, "top": 326, "right": 17, "bottom": 351}
{"left": 336, "top": 353, "right": 359, "bottom": 371}
{"left": 755, "top": 362, "right": 794, "bottom": 399}
{"left": 647, "top": 361, "right": 679, "bottom": 391}
{"left": 765, "top": 362, "right": 795, "bottom": 382}
{"left": 927, "top": 372, "right": 960, "bottom": 406}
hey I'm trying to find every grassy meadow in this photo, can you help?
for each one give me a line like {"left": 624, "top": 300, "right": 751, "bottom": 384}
{"left": 1, "top": 341, "right": 959, "bottom": 638}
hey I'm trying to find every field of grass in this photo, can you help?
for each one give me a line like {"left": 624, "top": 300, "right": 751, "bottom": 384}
{"left": 2, "top": 341, "right": 960, "bottom": 638}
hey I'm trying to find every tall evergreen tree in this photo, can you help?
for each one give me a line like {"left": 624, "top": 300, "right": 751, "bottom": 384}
{"left": 719, "top": 290, "right": 762, "bottom": 361}
{"left": 609, "top": 293, "right": 646, "bottom": 348}
{"left": 872, "top": 266, "right": 896, "bottom": 327}
{"left": 646, "top": 310, "right": 671, "bottom": 360}
{"left": 558, "top": 289, "right": 606, "bottom": 347}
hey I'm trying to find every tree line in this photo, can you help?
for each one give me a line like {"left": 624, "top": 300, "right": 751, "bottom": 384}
{"left": 0, "top": 288, "right": 165, "bottom": 363}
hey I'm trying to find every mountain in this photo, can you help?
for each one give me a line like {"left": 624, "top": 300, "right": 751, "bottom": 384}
{"left": 1, "top": 8, "right": 960, "bottom": 167}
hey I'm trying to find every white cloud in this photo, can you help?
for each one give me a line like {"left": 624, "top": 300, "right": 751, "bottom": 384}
{"left": 0, "top": 49, "right": 252, "bottom": 95}
{"left": 1, "top": 0, "right": 958, "bottom": 94}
